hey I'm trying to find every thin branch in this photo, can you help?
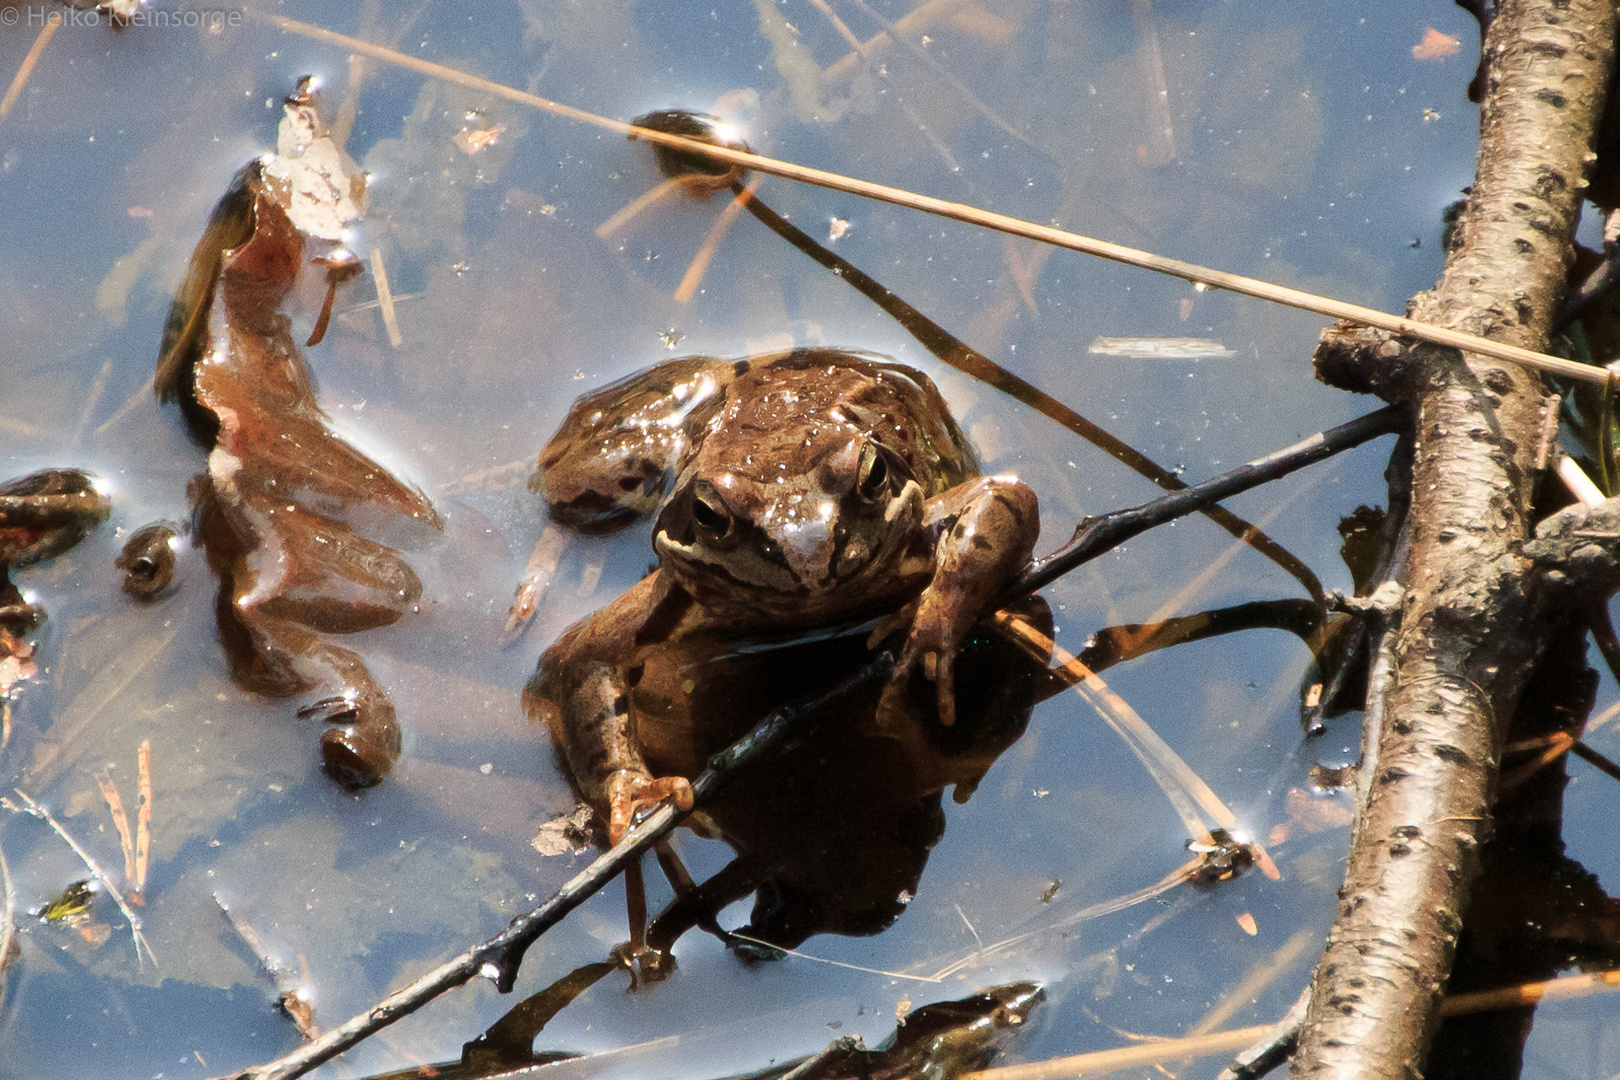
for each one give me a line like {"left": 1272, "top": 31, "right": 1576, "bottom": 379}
{"left": 4, "top": 789, "right": 155, "bottom": 967}
{"left": 1008, "top": 406, "right": 1406, "bottom": 598}
{"left": 256, "top": 12, "right": 1614, "bottom": 387}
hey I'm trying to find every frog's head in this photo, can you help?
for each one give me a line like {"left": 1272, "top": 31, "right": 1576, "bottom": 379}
{"left": 653, "top": 426, "right": 925, "bottom": 617}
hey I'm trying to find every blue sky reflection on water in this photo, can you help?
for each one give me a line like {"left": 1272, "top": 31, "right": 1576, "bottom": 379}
{"left": 1, "top": 3, "right": 1614, "bottom": 1078}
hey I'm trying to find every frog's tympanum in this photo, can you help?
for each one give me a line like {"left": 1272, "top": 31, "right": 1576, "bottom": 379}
{"left": 157, "top": 86, "right": 438, "bottom": 788}
{"left": 0, "top": 470, "right": 111, "bottom": 696}
{"left": 527, "top": 349, "right": 1045, "bottom": 954}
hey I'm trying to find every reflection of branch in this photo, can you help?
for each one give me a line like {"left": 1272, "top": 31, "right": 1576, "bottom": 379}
{"left": 1064, "top": 599, "right": 1321, "bottom": 679}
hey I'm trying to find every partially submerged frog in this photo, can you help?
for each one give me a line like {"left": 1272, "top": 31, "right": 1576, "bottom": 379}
{"left": 526, "top": 348, "right": 1040, "bottom": 845}
{"left": 0, "top": 469, "right": 112, "bottom": 695}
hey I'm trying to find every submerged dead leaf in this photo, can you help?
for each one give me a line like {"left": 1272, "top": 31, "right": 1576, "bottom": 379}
{"left": 264, "top": 81, "right": 363, "bottom": 241}
{"left": 532, "top": 804, "right": 594, "bottom": 856}
{"left": 453, "top": 123, "right": 506, "bottom": 155}
{"left": 1412, "top": 27, "right": 1461, "bottom": 61}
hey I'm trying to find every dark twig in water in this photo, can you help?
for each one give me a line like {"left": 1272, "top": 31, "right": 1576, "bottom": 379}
{"left": 216, "top": 402, "right": 1401, "bottom": 1080}
{"left": 1007, "top": 405, "right": 1406, "bottom": 599}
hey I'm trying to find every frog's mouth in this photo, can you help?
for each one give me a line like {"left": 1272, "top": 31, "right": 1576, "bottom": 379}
{"left": 654, "top": 479, "right": 923, "bottom": 599}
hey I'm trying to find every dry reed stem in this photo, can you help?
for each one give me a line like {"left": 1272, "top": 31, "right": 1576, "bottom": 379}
{"left": 995, "top": 612, "right": 1280, "bottom": 880}
{"left": 595, "top": 176, "right": 685, "bottom": 239}
{"left": 135, "top": 738, "right": 151, "bottom": 898}
{"left": 369, "top": 248, "right": 402, "bottom": 348}
{"left": 94, "top": 769, "right": 137, "bottom": 886}
{"left": 0, "top": 20, "right": 58, "bottom": 120}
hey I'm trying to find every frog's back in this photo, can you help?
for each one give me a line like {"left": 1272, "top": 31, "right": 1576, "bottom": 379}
{"left": 534, "top": 348, "right": 975, "bottom": 533}
{"left": 739, "top": 350, "right": 978, "bottom": 493}
{"left": 533, "top": 355, "right": 736, "bottom": 532}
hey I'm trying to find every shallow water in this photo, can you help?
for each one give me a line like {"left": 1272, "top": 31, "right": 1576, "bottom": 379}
{"left": 1, "top": 2, "right": 1616, "bottom": 1078}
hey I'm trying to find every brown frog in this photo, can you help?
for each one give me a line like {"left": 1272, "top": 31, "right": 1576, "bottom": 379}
{"left": 526, "top": 348, "right": 1040, "bottom": 845}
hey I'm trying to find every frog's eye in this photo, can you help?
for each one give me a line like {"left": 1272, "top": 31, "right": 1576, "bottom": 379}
{"left": 856, "top": 442, "right": 890, "bottom": 503}
{"left": 690, "top": 480, "right": 735, "bottom": 541}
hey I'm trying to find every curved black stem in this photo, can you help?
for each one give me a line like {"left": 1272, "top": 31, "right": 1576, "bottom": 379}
{"left": 1006, "top": 405, "right": 1406, "bottom": 599}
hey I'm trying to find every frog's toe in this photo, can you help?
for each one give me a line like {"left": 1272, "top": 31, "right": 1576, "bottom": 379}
{"left": 606, "top": 770, "right": 695, "bottom": 845}
{"left": 865, "top": 599, "right": 918, "bottom": 651}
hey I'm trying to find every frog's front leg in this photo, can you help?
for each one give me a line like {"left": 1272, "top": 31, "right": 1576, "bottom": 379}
{"left": 877, "top": 476, "right": 1039, "bottom": 727}
{"left": 525, "top": 573, "right": 696, "bottom": 844}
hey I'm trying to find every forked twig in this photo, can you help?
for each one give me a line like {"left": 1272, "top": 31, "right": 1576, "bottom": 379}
{"left": 255, "top": 12, "right": 1613, "bottom": 387}
{"left": 4, "top": 788, "right": 155, "bottom": 966}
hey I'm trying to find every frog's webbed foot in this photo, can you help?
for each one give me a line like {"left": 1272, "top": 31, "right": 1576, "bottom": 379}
{"left": 871, "top": 476, "right": 1039, "bottom": 729}
{"left": 605, "top": 769, "right": 694, "bottom": 845}
{"left": 871, "top": 592, "right": 966, "bottom": 728}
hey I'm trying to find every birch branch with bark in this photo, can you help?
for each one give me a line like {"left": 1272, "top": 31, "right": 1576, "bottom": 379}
{"left": 1294, "top": 2, "right": 1619, "bottom": 1077}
